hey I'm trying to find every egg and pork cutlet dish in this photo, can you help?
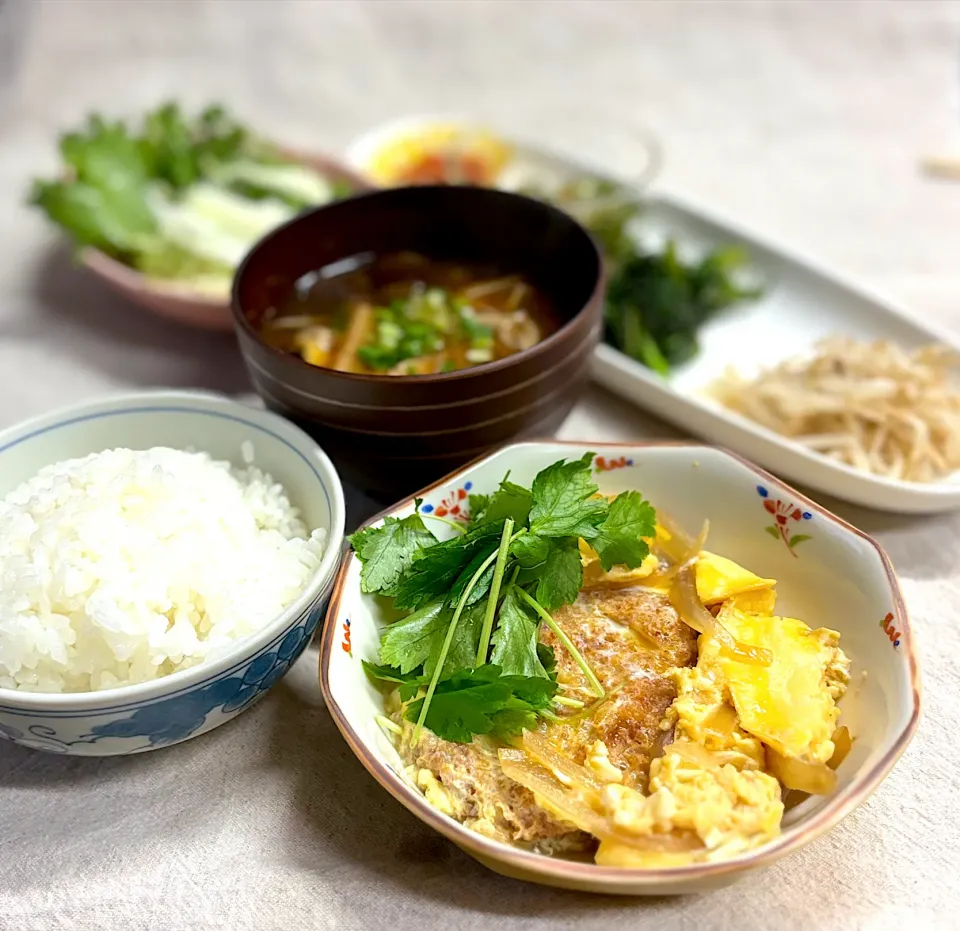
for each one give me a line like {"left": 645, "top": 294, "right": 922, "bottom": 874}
{"left": 351, "top": 454, "right": 852, "bottom": 868}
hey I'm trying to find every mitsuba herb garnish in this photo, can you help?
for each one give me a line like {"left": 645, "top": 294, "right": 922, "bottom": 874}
{"left": 350, "top": 453, "right": 656, "bottom": 744}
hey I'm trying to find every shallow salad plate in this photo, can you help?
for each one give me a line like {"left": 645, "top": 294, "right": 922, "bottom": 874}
{"left": 321, "top": 441, "right": 919, "bottom": 895}
{"left": 592, "top": 192, "right": 960, "bottom": 514}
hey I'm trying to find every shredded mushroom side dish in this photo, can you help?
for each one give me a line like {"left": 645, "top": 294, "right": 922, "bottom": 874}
{"left": 709, "top": 336, "right": 960, "bottom": 482}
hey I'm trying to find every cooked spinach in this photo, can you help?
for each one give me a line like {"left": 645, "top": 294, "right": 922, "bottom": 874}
{"left": 603, "top": 240, "right": 762, "bottom": 375}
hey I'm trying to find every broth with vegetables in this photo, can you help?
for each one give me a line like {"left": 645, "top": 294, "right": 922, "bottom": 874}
{"left": 259, "top": 251, "right": 556, "bottom": 375}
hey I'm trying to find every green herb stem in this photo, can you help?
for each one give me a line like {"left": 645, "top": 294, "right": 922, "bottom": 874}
{"left": 474, "top": 518, "right": 515, "bottom": 666}
{"left": 412, "top": 531, "right": 522, "bottom": 745}
{"left": 375, "top": 713, "right": 403, "bottom": 736}
{"left": 420, "top": 514, "right": 467, "bottom": 535}
{"left": 550, "top": 694, "right": 607, "bottom": 726}
{"left": 516, "top": 587, "right": 605, "bottom": 699}
{"left": 553, "top": 696, "right": 585, "bottom": 709}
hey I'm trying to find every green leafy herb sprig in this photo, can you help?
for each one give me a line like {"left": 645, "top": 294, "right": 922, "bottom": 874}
{"left": 350, "top": 453, "right": 656, "bottom": 745}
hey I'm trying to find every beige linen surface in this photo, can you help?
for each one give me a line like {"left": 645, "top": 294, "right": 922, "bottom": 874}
{"left": 1, "top": 2, "right": 959, "bottom": 929}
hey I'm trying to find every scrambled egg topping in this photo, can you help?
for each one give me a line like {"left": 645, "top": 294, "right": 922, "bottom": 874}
{"left": 399, "top": 520, "right": 851, "bottom": 869}
{"left": 724, "top": 587, "right": 778, "bottom": 615}
{"left": 416, "top": 768, "right": 456, "bottom": 817}
{"left": 584, "top": 543, "right": 850, "bottom": 867}
{"left": 695, "top": 553, "right": 776, "bottom": 606}
{"left": 580, "top": 537, "right": 776, "bottom": 610}
{"left": 706, "top": 605, "right": 851, "bottom": 764}
{"left": 592, "top": 665, "right": 783, "bottom": 867}
{"left": 580, "top": 537, "right": 660, "bottom": 589}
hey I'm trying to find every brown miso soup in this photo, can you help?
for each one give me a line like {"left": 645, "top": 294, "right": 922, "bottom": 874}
{"left": 258, "top": 251, "right": 557, "bottom": 375}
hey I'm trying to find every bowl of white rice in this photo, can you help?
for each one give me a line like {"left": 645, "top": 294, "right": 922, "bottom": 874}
{"left": 0, "top": 390, "right": 345, "bottom": 755}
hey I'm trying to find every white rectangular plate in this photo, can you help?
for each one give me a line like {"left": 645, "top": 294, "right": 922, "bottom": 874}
{"left": 593, "top": 191, "right": 960, "bottom": 514}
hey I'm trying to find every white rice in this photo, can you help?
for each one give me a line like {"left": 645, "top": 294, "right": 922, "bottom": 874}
{"left": 0, "top": 447, "right": 327, "bottom": 693}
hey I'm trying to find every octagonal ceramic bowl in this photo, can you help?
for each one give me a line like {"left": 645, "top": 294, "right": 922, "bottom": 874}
{"left": 320, "top": 441, "right": 921, "bottom": 895}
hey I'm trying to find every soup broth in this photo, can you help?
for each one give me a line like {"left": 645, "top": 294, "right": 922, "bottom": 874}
{"left": 259, "top": 251, "right": 556, "bottom": 375}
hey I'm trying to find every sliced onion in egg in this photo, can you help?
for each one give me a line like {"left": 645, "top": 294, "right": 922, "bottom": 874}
{"left": 766, "top": 747, "right": 837, "bottom": 795}
{"left": 669, "top": 565, "right": 773, "bottom": 666}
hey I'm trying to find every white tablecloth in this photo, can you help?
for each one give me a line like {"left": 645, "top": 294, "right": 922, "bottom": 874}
{"left": 1, "top": 2, "right": 959, "bottom": 928}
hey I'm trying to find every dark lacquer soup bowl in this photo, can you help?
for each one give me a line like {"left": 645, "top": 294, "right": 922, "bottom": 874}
{"left": 232, "top": 185, "right": 604, "bottom": 498}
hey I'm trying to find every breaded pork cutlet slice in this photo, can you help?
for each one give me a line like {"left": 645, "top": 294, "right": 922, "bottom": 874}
{"left": 541, "top": 587, "right": 698, "bottom": 791}
{"left": 399, "top": 587, "right": 697, "bottom": 850}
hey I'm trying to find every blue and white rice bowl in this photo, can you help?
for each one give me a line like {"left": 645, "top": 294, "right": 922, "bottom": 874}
{"left": 0, "top": 391, "right": 345, "bottom": 755}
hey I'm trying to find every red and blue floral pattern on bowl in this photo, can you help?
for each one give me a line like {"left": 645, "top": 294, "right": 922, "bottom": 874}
{"left": 757, "top": 485, "right": 813, "bottom": 556}
{"left": 594, "top": 454, "right": 633, "bottom": 472}
{"left": 419, "top": 481, "right": 473, "bottom": 522}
